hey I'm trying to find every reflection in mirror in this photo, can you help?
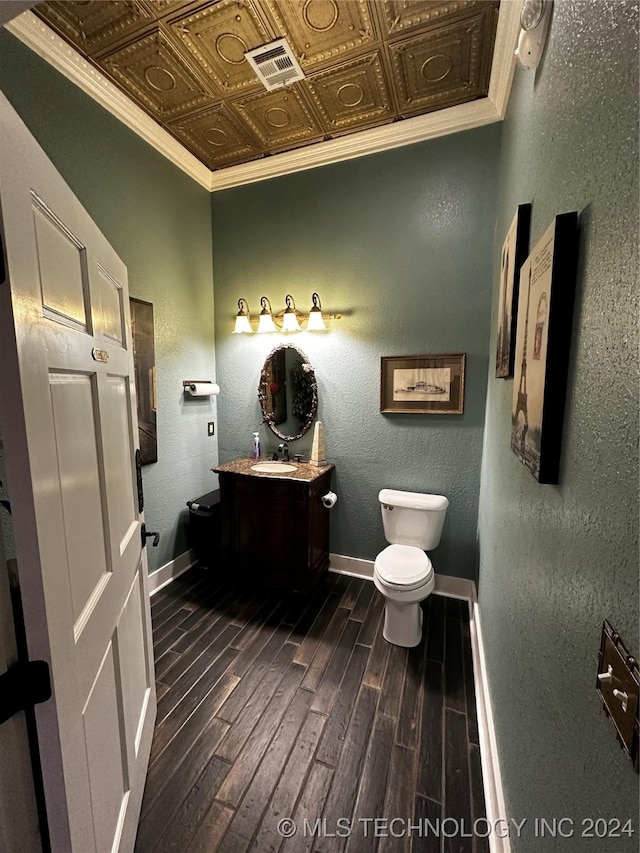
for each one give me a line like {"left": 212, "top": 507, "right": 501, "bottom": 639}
{"left": 258, "top": 344, "right": 318, "bottom": 441}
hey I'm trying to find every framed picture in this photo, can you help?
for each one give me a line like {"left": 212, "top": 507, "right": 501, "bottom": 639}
{"left": 496, "top": 203, "right": 531, "bottom": 378}
{"left": 380, "top": 354, "right": 465, "bottom": 415}
{"left": 511, "top": 212, "right": 579, "bottom": 483}
{"left": 130, "top": 298, "right": 157, "bottom": 465}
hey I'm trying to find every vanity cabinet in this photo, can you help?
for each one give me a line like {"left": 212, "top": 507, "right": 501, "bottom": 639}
{"left": 214, "top": 459, "right": 334, "bottom": 594}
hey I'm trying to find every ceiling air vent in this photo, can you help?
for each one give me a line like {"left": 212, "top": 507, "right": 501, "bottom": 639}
{"left": 244, "top": 38, "right": 305, "bottom": 91}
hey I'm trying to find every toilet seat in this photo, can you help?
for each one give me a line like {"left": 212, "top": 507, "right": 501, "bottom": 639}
{"left": 374, "top": 544, "right": 433, "bottom": 589}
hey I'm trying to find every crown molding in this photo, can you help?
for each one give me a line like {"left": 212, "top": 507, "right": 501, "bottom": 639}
{"left": 5, "top": 2, "right": 521, "bottom": 194}
{"left": 488, "top": 0, "right": 521, "bottom": 118}
{"left": 4, "top": 11, "right": 212, "bottom": 190}
{"left": 208, "top": 97, "right": 500, "bottom": 191}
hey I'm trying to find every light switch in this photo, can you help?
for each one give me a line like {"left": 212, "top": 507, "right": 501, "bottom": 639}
{"left": 596, "top": 620, "right": 639, "bottom": 771}
{"left": 207, "top": 422, "right": 215, "bottom": 436}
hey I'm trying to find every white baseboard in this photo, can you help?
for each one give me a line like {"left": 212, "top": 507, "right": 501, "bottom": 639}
{"left": 148, "top": 549, "right": 196, "bottom": 597}
{"left": 329, "top": 553, "right": 374, "bottom": 579}
{"left": 433, "top": 573, "right": 475, "bottom": 600}
{"left": 329, "top": 553, "right": 475, "bottom": 601}
{"left": 470, "top": 599, "right": 511, "bottom": 853}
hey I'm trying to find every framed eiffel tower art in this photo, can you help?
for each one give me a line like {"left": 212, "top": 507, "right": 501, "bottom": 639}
{"left": 511, "top": 212, "right": 579, "bottom": 483}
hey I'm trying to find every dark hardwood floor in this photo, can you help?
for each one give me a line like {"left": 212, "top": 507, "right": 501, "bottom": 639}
{"left": 135, "top": 567, "right": 488, "bottom": 853}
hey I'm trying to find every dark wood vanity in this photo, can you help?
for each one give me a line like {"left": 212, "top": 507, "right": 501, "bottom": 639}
{"left": 214, "top": 458, "right": 334, "bottom": 594}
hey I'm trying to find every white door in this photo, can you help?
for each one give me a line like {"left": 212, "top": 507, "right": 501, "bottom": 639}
{"left": 0, "top": 91, "right": 156, "bottom": 853}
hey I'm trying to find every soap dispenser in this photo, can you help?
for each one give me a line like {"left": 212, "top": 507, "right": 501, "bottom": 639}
{"left": 252, "top": 432, "right": 261, "bottom": 459}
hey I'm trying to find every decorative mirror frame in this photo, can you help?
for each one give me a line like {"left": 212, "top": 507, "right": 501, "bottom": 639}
{"left": 258, "top": 343, "right": 318, "bottom": 441}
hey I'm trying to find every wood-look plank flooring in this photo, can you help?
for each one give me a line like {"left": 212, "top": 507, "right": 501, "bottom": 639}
{"left": 136, "top": 568, "right": 487, "bottom": 853}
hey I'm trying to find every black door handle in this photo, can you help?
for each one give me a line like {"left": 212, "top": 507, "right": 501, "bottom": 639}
{"left": 141, "top": 524, "right": 160, "bottom": 548}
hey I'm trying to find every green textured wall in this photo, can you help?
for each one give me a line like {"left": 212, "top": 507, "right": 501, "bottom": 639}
{"left": 477, "top": 1, "right": 639, "bottom": 847}
{"left": 212, "top": 125, "right": 500, "bottom": 579}
{"left": 0, "top": 31, "right": 218, "bottom": 572}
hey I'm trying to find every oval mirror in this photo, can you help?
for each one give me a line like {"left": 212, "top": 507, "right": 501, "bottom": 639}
{"left": 258, "top": 344, "right": 318, "bottom": 441}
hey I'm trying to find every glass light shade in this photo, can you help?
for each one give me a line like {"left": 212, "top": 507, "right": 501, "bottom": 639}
{"left": 307, "top": 292, "right": 327, "bottom": 331}
{"left": 281, "top": 294, "right": 300, "bottom": 332}
{"left": 233, "top": 314, "right": 253, "bottom": 334}
{"left": 281, "top": 310, "right": 301, "bottom": 332}
{"left": 258, "top": 311, "right": 277, "bottom": 333}
{"left": 257, "top": 296, "right": 277, "bottom": 333}
{"left": 306, "top": 308, "right": 326, "bottom": 331}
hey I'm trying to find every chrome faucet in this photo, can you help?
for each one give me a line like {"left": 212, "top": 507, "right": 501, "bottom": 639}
{"left": 272, "top": 442, "right": 289, "bottom": 462}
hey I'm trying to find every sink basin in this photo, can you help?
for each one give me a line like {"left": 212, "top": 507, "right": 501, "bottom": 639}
{"left": 251, "top": 461, "right": 297, "bottom": 474}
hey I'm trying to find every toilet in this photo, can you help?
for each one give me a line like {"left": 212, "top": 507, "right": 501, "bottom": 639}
{"left": 373, "top": 488, "right": 449, "bottom": 647}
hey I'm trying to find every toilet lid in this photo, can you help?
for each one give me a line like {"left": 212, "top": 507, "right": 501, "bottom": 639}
{"left": 375, "top": 544, "right": 432, "bottom": 586}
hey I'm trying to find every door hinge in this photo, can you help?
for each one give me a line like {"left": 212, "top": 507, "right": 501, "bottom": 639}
{"left": 141, "top": 523, "right": 159, "bottom": 548}
{"left": 0, "top": 660, "right": 51, "bottom": 725}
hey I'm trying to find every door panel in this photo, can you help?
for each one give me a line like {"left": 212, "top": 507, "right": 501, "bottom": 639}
{"left": 0, "top": 90, "right": 156, "bottom": 853}
{"left": 82, "top": 643, "right": 128, "bottom": 853}
{"left": 49, "top": 372, "right": 110, "bottom": 630}
{"left": 102, "top": 374, "right": 138, "bottom": 559}
{"left": 116, "top": 570, "right": 152, "bottom": 762}
{"left": 32, "top": 191, "right": 90, "bottom": 332}
{"left": 97, "top": 263, "right": 125, "bottom": 346}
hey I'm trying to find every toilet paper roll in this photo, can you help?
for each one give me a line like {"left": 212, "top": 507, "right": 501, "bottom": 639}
{"left": 321, "top": 491, "right": 338, "bottom": 509}
{"left": 186, "top": 382, "right": 220, "bottom": 397}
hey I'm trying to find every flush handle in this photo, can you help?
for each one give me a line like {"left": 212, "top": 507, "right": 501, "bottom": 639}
{"left": 597, "top": 665, "right": 614, "bottom": 685}
{"left": 613, "top": 689, "right": 629, "bottom": 713}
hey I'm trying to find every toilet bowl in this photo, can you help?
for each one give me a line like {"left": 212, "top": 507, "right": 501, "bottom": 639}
{"left": 373, "top": 544, "right": 435, "bottom": 647}
{"left": 374, "top": 489, "right": 448, "bottom": 648}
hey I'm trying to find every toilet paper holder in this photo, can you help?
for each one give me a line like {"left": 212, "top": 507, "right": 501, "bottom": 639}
{"left": 183, "top": 380, "right": 220, "bottom": 397}
{"left": 321, "top": 491, "right": 338, "bottom": 509}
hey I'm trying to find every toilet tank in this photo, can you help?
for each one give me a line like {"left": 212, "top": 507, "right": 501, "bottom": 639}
{"left": 378, "top": 488, "right": 449, "bottom": 550}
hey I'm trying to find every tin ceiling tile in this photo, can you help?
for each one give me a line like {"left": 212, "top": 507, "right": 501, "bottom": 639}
{"left": 304, "top": 51, "right": 393, "bottom": 132}
{"left": 36, "top": 0, "right": 154, "bottom": 56}
{"left": 100, "top": 27, "right": 214, "bottom": 121}
{"left": 378, "top": 0, "right": 493, "bottom": 37}
{"left": 142, "top": 0, "right": 194, "bottom": 19}
{"left": 169, "top": 0, "right": 275, "bottom": 95}
{"left": 388, "top": 9, "right": 495, "bottom": 116}
{"left": 265, "top": 0, "right": 377, "bottom": 70}
{"left": 231, "top": 85, "right": 323, "bottom": 149}
{"left": 168, "top": 103, "right": 261, "bottom": 167}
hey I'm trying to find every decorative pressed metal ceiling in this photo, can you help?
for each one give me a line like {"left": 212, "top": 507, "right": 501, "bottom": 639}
{"left": 33, "top": 0, "right": 500, "bottom": 173}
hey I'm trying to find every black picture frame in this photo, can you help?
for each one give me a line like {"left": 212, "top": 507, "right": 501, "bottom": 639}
{"left": 511, "top": 212, "right": 579, "bottom": 483}
{"left": 496, "top": 203, "right": 532, "bottom": 378}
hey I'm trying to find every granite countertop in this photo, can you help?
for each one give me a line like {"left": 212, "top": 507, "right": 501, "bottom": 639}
{"left": 214, "top": 457, "right": 334, "bottom": 483}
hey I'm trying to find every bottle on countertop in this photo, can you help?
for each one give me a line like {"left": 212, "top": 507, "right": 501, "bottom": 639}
{"left": 252, "top": 432, "right": 261, "bottom": 459}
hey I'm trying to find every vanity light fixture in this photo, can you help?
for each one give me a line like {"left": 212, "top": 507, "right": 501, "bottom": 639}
{"left": 306, "top": 292, "right": 327, "bottom": 331}
{"left": 232, "top": 298, "right": 253, "bottom": 334}
{"left": 233, "top": 292, "right": 341, "bottom": 333}
{"left": 281, "top": 294, "right": 301, "bottom": 333}
{"left": 257, "top": 296, "right": 277, "bottom": 333}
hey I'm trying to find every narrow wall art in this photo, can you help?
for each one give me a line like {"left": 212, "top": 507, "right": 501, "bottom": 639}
{"left": 496, "top": 203, "right": 531, "bottom": 378}
{"left": 130, "top": 298, "right": 157, "bottom": 464}
{"left": 511, "top": 212, "right": 579, "bottom": 483}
